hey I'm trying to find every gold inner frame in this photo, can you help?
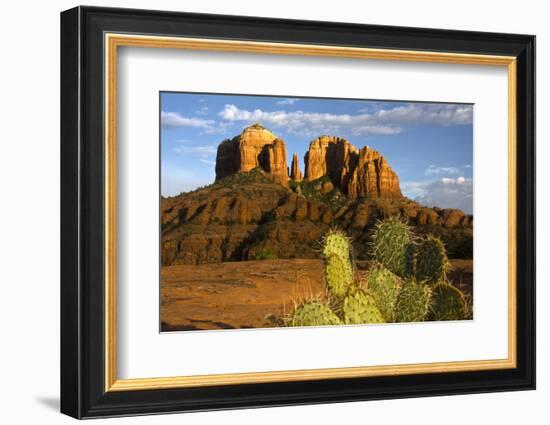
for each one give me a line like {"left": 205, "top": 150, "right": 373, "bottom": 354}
{"left": 104, "top": 33, "right": 517, "bottom": 392}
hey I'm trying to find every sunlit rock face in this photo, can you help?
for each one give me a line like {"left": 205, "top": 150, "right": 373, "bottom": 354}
{"left": 290, "top": 153, "right": 303, "bottom": 181}
{"left": 304, "top": 135, "right": 402, "bottom": 199}
{"left": 215, "top": 123, "right": 289, "bottom": 187}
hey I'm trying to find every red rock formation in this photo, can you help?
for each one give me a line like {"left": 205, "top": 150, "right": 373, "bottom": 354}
{"left": 216, "top": 127, "right": 401, "bottom": 197}
{"left": 304, "top": 136, "right": 358, "bottom": 188}
{"left": 346, "top": 147, "right": 402, "bottom": 199}
{"left": 166, "top": 126, "right": 472, "bottom": 267}
{"left": 290, "top": 153, "right": 303, "bottom": 181}
{"left": 258, "top": 138, "right": 288, "bottom": 186}
{"left": 215, "top": 123, "right": 288, "bottom": 186}
{"left": 304, "top": 136, "right": 402, "bottom": 199}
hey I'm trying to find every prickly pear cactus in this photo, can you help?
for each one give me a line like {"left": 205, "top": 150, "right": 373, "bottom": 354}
{"left": 371, "top": 217, "right": 414, "bottom": 278}
{"left": 394, "top": 280, "right": 432, "bottom": 323}
{"left": 321, "top": 229, "right": 351, "bottom": 261}
{"left": 290, "top": 300, "right": 342, "bottom": 327}
{"left": 324, "top": 254, "right": 354, "bottom": 297}
{"left": 413, "top": 235, "right": 450, "bottom": 285}
{"left": 343, "top": 289, "right": 385, "bottom": 325}
{"left": 367, "top": 265, "right": 402, "bottom": 322}
{"left": 429, "top": 282, "right": 469, "bottom": 321}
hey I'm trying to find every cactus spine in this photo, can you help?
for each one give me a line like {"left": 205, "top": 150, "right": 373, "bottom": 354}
{"left": 394, "top": 280, "right": 432, "bottom": 323}
{"left": 343, "top": 289, "right": 385, "bottom": 325}
{"left": 413, "top": 235, "right": 449, "bottom": 285}
{"left": 322, "top": 229, "right": 351, "bottom": 260}
{"left": 429, "top": 282, "right": 469, "bottom": 321}
{"left": 367, "top": 265, "right": 402, "bottom": 322}
{"left": 285, "top": 224, "right": 470, "bottom": 328}
{"left": 321, "top": 229, "right": 354, "bottom": 298}
{"left": 371, "top": 217, "right": 414, "bottom": 278}
{"left": 324, "top": 254, "right": 354, "bottom": 297}
{"left": 290, "top": 301, "right": 342, "bottom": 327}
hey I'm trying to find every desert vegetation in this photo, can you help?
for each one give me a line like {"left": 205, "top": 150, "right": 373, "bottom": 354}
{"left": 287, "top": 218, "right": 471, "bottom": 327}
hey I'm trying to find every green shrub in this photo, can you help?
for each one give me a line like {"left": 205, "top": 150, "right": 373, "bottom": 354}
{"left": 252, "top": 248, "right": 278, "bottom": 260}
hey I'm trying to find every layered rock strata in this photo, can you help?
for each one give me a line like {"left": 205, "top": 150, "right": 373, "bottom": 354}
{"left": 215, "top": 123, "right": 289, "bottom": 186}
{"left": 304, "top": 135, "right": 402, "bottom": 199}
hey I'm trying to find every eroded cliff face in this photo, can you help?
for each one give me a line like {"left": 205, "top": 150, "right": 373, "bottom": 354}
{"left": 258, "top": 138, "right": 288, "bottom": 186}
{"left": 346, "top": 147, "right": 402, "bottom": 199}
{"left": 161, "top": 169, "right": 472, "bottom": 266}
{"left": 215, "top": 123, "right": 289, "bottom": 187}
{"left": 304, "top": 135, "right": 358, "bottom": 183}
{"left": 304, "top": 135, "right": 402, "bottom": 199}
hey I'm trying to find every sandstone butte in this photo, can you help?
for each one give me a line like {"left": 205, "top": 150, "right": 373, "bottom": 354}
{"left": 215, "top": 123, "right": 289, "bottom": 187}
{"left": 215, "top": 124, "right": 402, "bottom": 199}
{"left": 304, "top": 135, "right": 402, "bottom": 199}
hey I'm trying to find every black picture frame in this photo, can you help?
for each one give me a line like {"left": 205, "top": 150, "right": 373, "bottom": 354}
{"left": 60, "top": 5, "right": 535, "bottom": 419}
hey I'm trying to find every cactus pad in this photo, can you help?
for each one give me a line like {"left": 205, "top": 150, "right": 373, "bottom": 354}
{"left": 290, "top": 300, "right": 342, "bottom": 327}
{"left": 394, "top": 280, "right": 432, "bottom": 323}
{"left": 324, "top": 254, "right": 354, "bottom": 297}
{"left": 371, "top": 217, "right": 414, "bottom": 278}
{"left": 367, "top": 265, "right": 402, "bottom": 322}
{"left": 429, "top": 282, "right": 469, "bottom": 321}
{"left": 343, "top": 289, "right": 385, "bottom": 325}
{"left": 413, "top": 235, "right": 449, "bottom": 285}
{"left": 321, "top": 229, "right": 351, "bottom": 260}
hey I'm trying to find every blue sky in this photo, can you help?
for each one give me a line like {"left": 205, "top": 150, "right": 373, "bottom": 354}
{"left": 161, "top": 92, "right": 473, "bottom": 214}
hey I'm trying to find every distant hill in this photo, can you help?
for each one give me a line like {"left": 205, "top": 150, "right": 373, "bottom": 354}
{"left": 161, "top": 124, "right": 472, "bottom": 266}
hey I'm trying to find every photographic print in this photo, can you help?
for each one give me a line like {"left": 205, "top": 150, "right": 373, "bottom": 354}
{"left": 160, "top": 93, "right": 474, "bottom": 332}
{"left": 61, "top": 9, "right": 535, "bottom": 417}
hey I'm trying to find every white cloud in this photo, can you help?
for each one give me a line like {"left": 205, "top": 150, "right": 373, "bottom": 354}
{"left": 276, "top": 98, "right": 299, "bottom": 106}
{"left": 351, "top": 125, "right": 402, "bottom": 135}
{"left": 400, "top": 181, "right": 429, "bottom": 199}
{"left": 218, "top": 103, "right": 471, "bottom": 137}
{"left": 425, "top": 165, "right": 460, "bottom": 176}
{"left": 440, "top": 176, "right": 469, "bottom": 185}
{"left": 373, "top": 104, "right": 472, "bottom": 125}
{"left": 401, "top": 177, "right": 473, "bottom": 214}
{"left": 201, "top": 120, "right": 235, "bottom": 135}
{"left": 161, "top": 111, "right": 215, "bottom": 129}
{"left": 219, "top": 104, "right": 402, "bottom": 136}
{"left": 174, "top": 144, "right": 216, "bottom": 157}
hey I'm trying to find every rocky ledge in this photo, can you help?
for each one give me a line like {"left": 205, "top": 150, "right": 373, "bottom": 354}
{"left": 161, "top": 170, "right": 472, "bottom": 266}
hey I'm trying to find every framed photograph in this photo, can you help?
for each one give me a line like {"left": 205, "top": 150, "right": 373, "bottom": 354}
{"left": 60, "top": 6, "right": 535, "bottom": 419}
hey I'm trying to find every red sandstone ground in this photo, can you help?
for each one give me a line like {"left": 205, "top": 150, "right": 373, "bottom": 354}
{"left": 160, "top": 258, "right": 472, "bottom": 332}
